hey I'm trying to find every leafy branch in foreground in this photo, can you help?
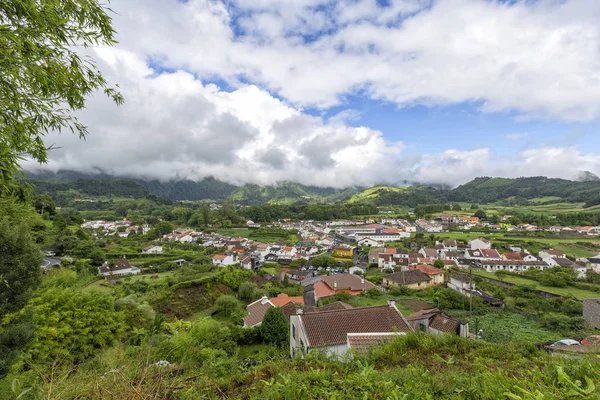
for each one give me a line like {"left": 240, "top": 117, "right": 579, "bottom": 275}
{"left": 0, "top": 0, "right": 123, "bottom": 199}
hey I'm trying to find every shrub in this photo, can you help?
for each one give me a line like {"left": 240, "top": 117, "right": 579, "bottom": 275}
{"left": 538, "top": 273, "right": 567, "bottom": 288}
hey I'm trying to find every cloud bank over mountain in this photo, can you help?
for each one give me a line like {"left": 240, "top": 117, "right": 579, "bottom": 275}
{"left": 26, "top": 0, "right": 600, "bottom": 187}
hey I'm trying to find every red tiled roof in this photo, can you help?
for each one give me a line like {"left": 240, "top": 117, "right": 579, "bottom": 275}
{"left": 482, "top": 249, "right": 501, "bottom": 258}
{"left": 429, "top": 314, "right": 460, "bottom": 334}
{"left": 347, "top": 333, "right": 404, "bottom": 355}
{"left": 320, "top": 274, "right": 376, "bottom": 291}
{"left": 413, "top": 264, "right": 444, "bottom": 276}
{"left": 300, "top": 305, "right": 412, "bottom": 347}
{"left": 502, "top": 252, "right": 523, "bottom": 261}
{"left": 213, "top": 254, "right": 226, "bottom": 260}
{"left": 384, "top": 270, "right": 431, "bottom": 286}
{"left": 313, "top": 281, "right": 336, "bottom": 298}
{"left": 421, "top": 247, "right": 438, "bottom": 257}
{"left": 269, "top": 293, "right": 304, "bottom": 307}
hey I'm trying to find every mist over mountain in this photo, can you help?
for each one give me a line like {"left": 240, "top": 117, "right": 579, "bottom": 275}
{"left": 26, "top": 170, "right": 600, "bottom": 208}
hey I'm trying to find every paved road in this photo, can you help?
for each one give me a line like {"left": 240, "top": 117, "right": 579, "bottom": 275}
{"left": 41, "top": 257, "right": 61, "bottom": 270}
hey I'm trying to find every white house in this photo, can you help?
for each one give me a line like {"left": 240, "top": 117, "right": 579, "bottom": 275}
{"left": 539, "top": 249, "right": 566, "bottom": 259}
{"left": 478, "top": 260, "right": 549, "bottom": 274}
{"left": 588, "top": 258, "right": 600, "bottom": 272}
{"left": 212, "top": 253, "right": 239, "bottom": 267}
{"left": 278, "top": 246, "right": 298, "bottom": 258}
{"left": 448, "top": 273, "right": 474, "bottom": 296}
{"left": 357, "top": 238, "right": 382, "bottom": 247}
{"left": 98, "top": 259, "right": 141, "bottom": 277}
{"left": 468, "top": 237, "right": 491, "bottom": 250}
{"left": 142, "top": 245, "right": 163, "bottom": 254}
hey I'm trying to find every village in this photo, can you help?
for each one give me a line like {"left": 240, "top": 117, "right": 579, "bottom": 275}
{"left": 75, "top": 213, "right": 600, "bottom": 357}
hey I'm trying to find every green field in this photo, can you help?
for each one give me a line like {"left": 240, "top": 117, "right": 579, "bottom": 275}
{"left": 216, "top": 228, "right": 253, "bottom": 238}
{"left": 450, "top": 310, "right": 562, "bottom": 344}
{"left": 433, "top": 232, "right": 598, "bottom": 257}
{"left": 486, "top": 202, "right": 600, "bottom": 215}
{"left": 473, "top": 270, "right": 600, "bottom": 299}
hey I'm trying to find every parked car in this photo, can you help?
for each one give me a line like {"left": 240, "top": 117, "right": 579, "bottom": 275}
{"left": 550, "top": 339, "right": 580, "bottom": 347}
{"left": 581, "top": 335, "right": 600, "bottom": 345}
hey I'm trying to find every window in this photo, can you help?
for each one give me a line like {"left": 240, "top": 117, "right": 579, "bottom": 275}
{"left": 292, "top": 325, "right": 296, "bottom": 340}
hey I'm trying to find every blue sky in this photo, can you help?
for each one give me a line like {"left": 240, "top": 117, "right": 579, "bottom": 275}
{"left": 34, "top": 0, "right": 600, "bottom": 187}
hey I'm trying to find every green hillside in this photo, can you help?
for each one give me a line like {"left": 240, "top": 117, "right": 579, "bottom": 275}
{"left": 26, "top": 171, "right": 360, "bottom": 205}
{"left": 26, "top": 170, "right": 600, "bottom": 208}
{"left": 229, "top": 181, "right": 360, "bottom": 205}
{"left": 347, "top": 185, "right": 406, "bottom": 203}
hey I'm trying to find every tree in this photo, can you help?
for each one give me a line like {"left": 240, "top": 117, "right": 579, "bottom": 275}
{"left": 201, "top": 205, "right": 212, "bottom": 226}
{"left": 0, "top": 218, "right": 42, "bottom": 317}
{"left": 452, "top": 204, "right": 462, "bottom": 211}
{"left": 154, "top": 221, "right": 174, "bottom": 236}
{"left": 0, "top": 0, "right": 123, "bottom": 198}
{"left": 433, "top": 260, "right": 445, "bottom": 270}
{"left": 311, "top": 255, "right": 337, "bottom": 268}
{"left": 238, "top": 282, "right": 258, "bottom": 302}
{"left": 261, "top": 307, "right": 288, "bottom": 346}
{"left": 32, "top": 194, "right": 55, "bottom": 215}
{"left": 218, "top": 266, "right": 254, "bottom": 290}
{"left": 474, "top": 209, "right": 487, "bottom": 219}
{"left": 88, "top": 248, "right": 106, "bottom": 266}
{"left": 214, "top": 295, "right": 239, "bottom": 317}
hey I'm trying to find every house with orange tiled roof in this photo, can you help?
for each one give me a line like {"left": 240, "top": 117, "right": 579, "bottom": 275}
{"left": 411, "top": 264, "right": 444, "bottom": 285}
{"left": 311, "top": 274, "right": 377, "bottom": 301}
{"left": 212, "top": 252, "right": 240, "bottom": 267}
{"left": 269, "top": 293, "right": 304, "bottom": 307}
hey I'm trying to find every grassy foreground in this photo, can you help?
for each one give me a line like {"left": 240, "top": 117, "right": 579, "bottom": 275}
{"left": 4, "top": 334, "right": 598, "bottom": 399}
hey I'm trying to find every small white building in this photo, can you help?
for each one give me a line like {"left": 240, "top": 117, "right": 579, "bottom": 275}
{"left": 447, "top": 273, "right": 474, "bottom": 296}
{"left": 98, "top": 259, "right": 141, "bottom": 277}
{"left": 468, "top": 237, "right": 491, "bottom": 250}
{"left": 539, "top": 249, "right": 566, "bottom": 259}
{"left": 142, "top": 245, "right": 163, "bottom": 254}
{"left": 212, "top": 253, "right": 239, "bottom": 267}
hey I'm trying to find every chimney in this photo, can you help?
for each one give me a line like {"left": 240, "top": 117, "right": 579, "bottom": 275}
{"left": 388, "top": 298, "right": 396, "bottom": 308}
{"left": 361, "top": 278, "right": 365, "bottom": 284}
{"left": 297, "top": 307, "right": 303, "bottom": 315}
{"left": 260, "top": 296, "right": 269, "bottom": 304}
{"left": 333, "top": 281, "right": 337, "bottom": 288}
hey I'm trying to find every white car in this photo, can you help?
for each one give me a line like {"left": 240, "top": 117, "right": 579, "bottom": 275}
{"left": 550, "top": 339, "right": 580, "bottom": 347}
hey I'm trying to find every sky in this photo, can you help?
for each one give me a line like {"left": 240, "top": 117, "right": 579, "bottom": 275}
{"left": 27, "top": 0, "right": 600, "bottom": 188}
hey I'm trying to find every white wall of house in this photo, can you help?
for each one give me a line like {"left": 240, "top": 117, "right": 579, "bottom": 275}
{"left": 469, "top": 239, "right": 491, "bottom": 250}
{"left": 539, "top": 250, "right": 565, "bottom": 259}
{"left": 448, "top": 277, "right": 472, "bottom": 296}
{"left": 143, "top": 246, "right": 163, "bottom": 254}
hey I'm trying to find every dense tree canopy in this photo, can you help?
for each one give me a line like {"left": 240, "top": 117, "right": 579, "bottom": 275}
{"left": 0, "top": 218, "right": 42, "bottom": 317}
{"left": 0, "top": 0, "right": 122, "bottom": 198}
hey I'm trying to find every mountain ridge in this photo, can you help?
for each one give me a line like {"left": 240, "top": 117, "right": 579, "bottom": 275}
{"left": 25, "top": 170, "right": 600, "bottom": 207}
